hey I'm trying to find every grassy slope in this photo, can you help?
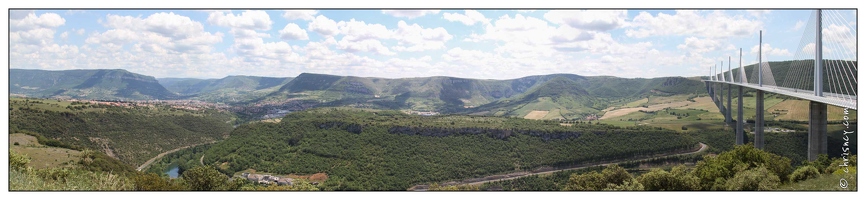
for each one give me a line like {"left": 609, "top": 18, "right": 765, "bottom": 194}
{"left": 10, "top": 133, "right": 81, "bottom": 169}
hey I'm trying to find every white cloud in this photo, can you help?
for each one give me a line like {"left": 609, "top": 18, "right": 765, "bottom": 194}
{"left": 60, "top": 31, "right": 69, "bottom": 40}
{"left": 750, "top": 43, "right": 792, "bottom": 57}
{"left": 9, "top": 11, "right": 65, "bottom": 47}
{"left": 822, "top": 23, "right": 856, "bottom": 59}
{"left": 382, "top": 10, "right": 439, "bottom": 19}
{"left": 336, "top": 38, "right": 395, "bottom": 55}
{"left": 627, "top": 10, "right": 762, "bottom": 39}
{"left": 392, "top": 21, "right": 452, "bottom": 52}
{"left": 329, "top": 18, "right": 397, "bottom": 55}
{"left": 543, "top": 10, "right": 628, "bottom": 31}
{"left": 308, "top": 15, "right": 339, "bottom": 36}
{"left": 279, "top": 23, "right": 309, "bottom": 40}
{"left": 791, "top": 20, "right": 805, "bottom": 32}
{"left": 677, "top": 37, "right": 724, "bottom": 54}
{"left": 233, "top": 37, "right": 301, "bottom": 63}
{"left": 90, "top": 12, "right": 224, "bottom": 54}
{"left": 9, "top": 11, "right": 65, "bottom": 31}
{"left": 471, "top": 14, "right": 552, "bottom": 45}
{"left": 802, "top": 43, "right": 816, "bottom": 54}
{"left": 442, "top": 10, "right": 490, "bottom": 26}
{"left": 337, "top": 19, "right": 392, "bottom": 41}
{"left": 207, "top": 10, "right": 272, "bottom": 31}
{"left": 747, "top": 10, "right": 771, "bottom": 18}
{"left": 283, "top": 10, "right": 318, "bottom": 21}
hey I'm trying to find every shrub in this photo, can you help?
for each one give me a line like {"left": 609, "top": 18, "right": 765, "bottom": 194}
{"left": 724, "top": 166, "right": 780, "bottom": 191}
{"left": 638, "top": 167, "right": 701, "bottom": 191}
{"left": 182, "top": 166, "right": 231, "bottom": 191}
{"left": 133, "top": 173, "right": 187, "bottom": 191}
{"left": 10, "top": 150, "right": 31, "bottom": 170}
{"left": 35, "top": 168, "right": 72, "bottom": 182}
{"left": 789, "top": 166, "right": 820, "bottom": 182}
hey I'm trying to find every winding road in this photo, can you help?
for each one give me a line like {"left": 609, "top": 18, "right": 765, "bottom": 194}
{"left": 409, "top": 142, "right": 708, "bottom": 190}
{"left": 136, "top": 141, "right": 216, "bottom": 171}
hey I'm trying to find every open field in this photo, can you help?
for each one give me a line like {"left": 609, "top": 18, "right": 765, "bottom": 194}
{"left": 769, "top": 99, "right": 857, "bottom": 121}
{"left": 10, "top": 133, "right": 81, "bottom": 169}
{"left": 600, "top": 100, "right": 696, "bottom": 120}
{"left": 646, "top": 94, "right": 693, "bottom": 105}
{"left": 624, "top": 98, "right": 648, "bottom": 107}
{"left": 523, "top": 110, "right": 549, "bottom": 120}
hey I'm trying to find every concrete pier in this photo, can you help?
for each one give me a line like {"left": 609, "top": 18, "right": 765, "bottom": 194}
{"left": 808, "top": 101, "right": 828, "bottom": 161}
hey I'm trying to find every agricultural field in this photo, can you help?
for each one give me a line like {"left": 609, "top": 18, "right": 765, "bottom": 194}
{"left": 523, "top": 110, "right": 549, "bottom": 120}
{"left": 769, "top": 99, "right": 857, "bottom": 121}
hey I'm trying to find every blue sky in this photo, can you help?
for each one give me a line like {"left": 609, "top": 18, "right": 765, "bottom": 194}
{"left": 8, "top": 9, "right": 857, "bottom": 79}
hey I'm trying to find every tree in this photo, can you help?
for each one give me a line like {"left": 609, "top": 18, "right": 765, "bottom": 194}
{"left": 182, "top": 166, "right": 229, "bottom": 191}
{"left": 691, "top": 145, "right": 791, "bottom": 190}
{"left": 789, "top": 165, "right": 819, "bottom": 182}
{"left": 133, "top": 172, "right": 186, "bottom": 191}
{"left": 601, "top": 165, "right": 632, "bottom": 186}
{"left": 564, "top": 165, "right": 641, "bottom": 191}
{"left": 563, "top": 171, "right": 605, "bottom": 191}
{"left": 637, "top": 165, "right": 700, "bottom": 191}
{"left": 724, "top": 166, "right": 780, "bottom": 191}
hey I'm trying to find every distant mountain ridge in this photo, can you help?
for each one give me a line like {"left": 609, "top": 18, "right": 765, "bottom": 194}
{"left": 158, "top": 76, "right": 293, "bottom": 103}
{"left": 257, "top": 72, "right": 706, "bottom": 118}
{"left": 10, "top": 69, "right": 176, "bottom": 100}
{"left": 10, "top": 68, "right": 707, "bottom": 118}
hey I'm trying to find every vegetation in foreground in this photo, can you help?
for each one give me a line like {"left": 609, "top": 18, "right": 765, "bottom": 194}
{"left": 202, "top": 108, "right": 698, "bottom": 190}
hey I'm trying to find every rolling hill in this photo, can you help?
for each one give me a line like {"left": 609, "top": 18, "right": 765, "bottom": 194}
{"left": 255, "top": 72, "right": 705, "bottom": 119}
{"left": 158, "top": 75, "right": 293, "bottom": 103}
{"left": 10, "top": 69, "right": 176, "bottom": 100}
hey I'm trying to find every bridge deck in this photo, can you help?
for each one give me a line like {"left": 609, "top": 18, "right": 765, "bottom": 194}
{"left": 704, "top": 80, "right": 857, "bottom": 110}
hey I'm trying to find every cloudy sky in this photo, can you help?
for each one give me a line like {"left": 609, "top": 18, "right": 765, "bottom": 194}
{"left": 8, "top": 9, "right": 857, "bottom": 79}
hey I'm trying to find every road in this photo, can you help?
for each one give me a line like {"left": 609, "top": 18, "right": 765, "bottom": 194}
{"left": 136, "top": 141, "right": 216, "bottom": 171}
{"left": 409, "top": 142, "right": 708, "bottom": 190}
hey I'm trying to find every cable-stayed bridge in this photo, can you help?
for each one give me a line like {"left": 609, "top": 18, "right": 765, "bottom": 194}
{"left": 703, "top": 9, "right": 856, "bottom": 161}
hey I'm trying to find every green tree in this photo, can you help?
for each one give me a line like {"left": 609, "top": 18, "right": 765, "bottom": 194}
{"left": 637, "top": 166, "right": 701, "bottom": 191}
{"left": 788, "top": 165, "right": 820, "bottom": 183}
{"left": 563, "top": 171, "right": 605, "bottom": 191}
{"left": 691, "top": 145, "right": 791, "bottom": 190}
{"left": 133, "top": 172, "right": 187, "bottom": 191}
{"left": 724, "top": 166, "right": 780, "bottom": 191}
{"left": 601, "top": 164, "right": 632, "bottom": 186}
{"left": 182, "top": 166, "right": 229, "bottom": 191}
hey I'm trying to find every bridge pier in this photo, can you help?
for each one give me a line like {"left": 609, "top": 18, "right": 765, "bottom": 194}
{"left": 726, "top": 84, "right": 732, "bottom": 124}
{"left": 755, "top": 91, "right": 764, "bottom": 149}
{"left": 808, "top": 101, "right": 828, "bottom": 161}
{"left": 736, "top": 86, "right": 744, "bottom": 145}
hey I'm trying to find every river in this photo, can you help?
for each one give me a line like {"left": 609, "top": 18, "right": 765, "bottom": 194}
{"left": 165, "top": 164, "right": 180, "bottom": 179}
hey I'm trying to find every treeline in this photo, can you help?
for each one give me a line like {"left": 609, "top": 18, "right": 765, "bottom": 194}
{"left": 8, "top": 98, "right": 233, "bottom": 166}
{"left": 203, "top": 108, "right": 698, "bottom": 190}
{"left": 496, "top": 145, "right": 857, "bottom": 191}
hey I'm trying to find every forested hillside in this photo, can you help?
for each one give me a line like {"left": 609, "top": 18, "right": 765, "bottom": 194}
{"left": 8, "top": 98, "right": 234, "bottom": 166}
{"left": 203, "top": 108, "right": 698, "bottom": 190}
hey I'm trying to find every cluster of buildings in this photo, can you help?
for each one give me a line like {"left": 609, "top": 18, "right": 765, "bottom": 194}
{"left": 406, "top": 110, "right": 439, "bottom": 116}
{"left": 69, "top": 99, "right": 230, "bottom": 111}
{"left": 241, "top": 172, "right": 294, "bottom": 186}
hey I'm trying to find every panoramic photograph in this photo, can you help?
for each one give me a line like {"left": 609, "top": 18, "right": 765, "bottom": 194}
{"left": 5, "top": 6, "right": 858, "bottom": 193}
